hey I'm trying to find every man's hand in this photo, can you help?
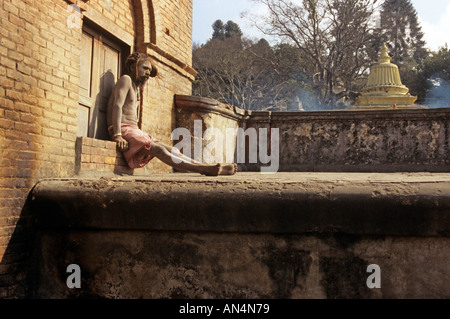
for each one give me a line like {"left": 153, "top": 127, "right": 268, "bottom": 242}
{"left": 114, "top": 135, "right": 129, "bottom": 152}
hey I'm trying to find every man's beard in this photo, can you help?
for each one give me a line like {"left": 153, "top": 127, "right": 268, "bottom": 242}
{"left": 136, "top": 75, "right": 149, "bottom": 85}
{"left": 130, "top": 70, "right": 148, "bottom": 85}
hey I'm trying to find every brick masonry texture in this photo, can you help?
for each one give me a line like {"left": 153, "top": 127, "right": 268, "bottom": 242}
{"left": 0, "top": 0, "right": 194, "bottom": 297}
{"left": 75, "top": 137, "right": 133, "bottom": 176}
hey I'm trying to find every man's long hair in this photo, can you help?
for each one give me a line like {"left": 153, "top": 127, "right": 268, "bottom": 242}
{"left": 124, "top": 52, "right": 158, "bottom": 128}
{"left": 125, "top": 52, "right": 158, "bottom": 80}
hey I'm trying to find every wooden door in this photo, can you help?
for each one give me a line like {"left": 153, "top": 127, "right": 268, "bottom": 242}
{"left": 77, "top": 26, "right": 125, "bottom": 139}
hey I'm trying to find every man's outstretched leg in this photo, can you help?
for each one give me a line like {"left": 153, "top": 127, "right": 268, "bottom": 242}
{"left": 157, "top": 141, "right": 202, "bottom": 165}
{"left": 139, "top": 141, "right": 238, "bottom": 176}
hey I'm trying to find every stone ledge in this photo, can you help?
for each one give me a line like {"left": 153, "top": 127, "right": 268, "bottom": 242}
{"left": 175, "top": 94, "right": 247, "bottom": 121}
{"left": 30, "top": 172, "right": 450, "bottom": 237}
{"left": 74, "top": 136, "right": 134, "bottom": 177}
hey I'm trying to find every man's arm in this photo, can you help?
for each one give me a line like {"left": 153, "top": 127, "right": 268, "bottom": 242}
{"left": 111, "top": 76, "right": 132, "bottom": 151}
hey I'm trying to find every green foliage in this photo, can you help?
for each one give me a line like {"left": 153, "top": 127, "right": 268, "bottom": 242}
{"left": 211, "top": 20, "right": 225, "bottom": 40}
{"left": 421, "top": 45, "right": 450, "bottom": 80}
{"left": 211, "top": 19, "right": 243, "bottom": 40}
{"left": 378, "top": 0, "right": 427, "bottom": 64}
{"left": 417, "top": 45, "right": 450, "bottom": 107}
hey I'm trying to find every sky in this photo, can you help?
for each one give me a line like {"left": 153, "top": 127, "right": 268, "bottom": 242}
{"left": 192, "top": 0, "right": 450, "bottom": 51}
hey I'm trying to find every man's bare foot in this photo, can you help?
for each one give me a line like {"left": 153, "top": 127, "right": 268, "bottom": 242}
{"left": 218, "top": 163, "right": 238, "bottom": 176}
{"left": 200, "top": 163, "right": 238, "bottom": 176}
{"left": 200, "top": 163, "right": 222, "bottom": 176}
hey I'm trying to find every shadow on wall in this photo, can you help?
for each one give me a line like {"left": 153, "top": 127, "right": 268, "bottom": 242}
{"left": 0, "top": 192, "right": 36, "bottom": 298}
{"left": 90, "top": 70, "right": 116, "bottom": 141}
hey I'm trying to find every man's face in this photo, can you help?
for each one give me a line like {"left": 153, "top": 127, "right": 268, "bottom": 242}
{"left": 136, "top": 60, "right": 152, "bottom": 84}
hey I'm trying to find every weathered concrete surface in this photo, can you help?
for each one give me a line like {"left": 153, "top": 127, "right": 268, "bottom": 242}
{"left": 175, "top": 95, "right": 450, "bottom": 172}
{"left": 34, "top": 230, "right": 450, "bottom": 299}
{"left": 30, "top": 172, "right": 450, "bottom": 298}
{"left": 266, "top": 109, "right": 450, "bottom": 172}
{"left": 31, "top": 172, "right": 450, "bottom": 235}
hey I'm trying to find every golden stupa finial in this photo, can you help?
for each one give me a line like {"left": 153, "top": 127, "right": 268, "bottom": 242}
{"left": 378, "top": 43, "right": 392, "bottom": 63}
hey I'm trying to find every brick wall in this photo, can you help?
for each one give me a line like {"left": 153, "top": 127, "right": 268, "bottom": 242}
{"left": 87, "top": 0, "right": 135, "bottom": 37}
{"left": 1, "top": 0, "right": 81, "bottom": 298}
{"left": 0, "top": 0, "right": 194, "bottom": 298}
{"left": 75, "top": 137, "right": 133, "bottom": 176}
{"left": 153, "top": 0, "right": 193, "bottom": 67}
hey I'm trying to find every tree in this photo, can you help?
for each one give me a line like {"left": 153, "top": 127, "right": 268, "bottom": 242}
{"left": 211, "top": 19, "right": 243, "bottom": 40}
{"left": 417, "top": 45, "right": 450, "bottom": 107}
{"left": 193, "top": 36, "right": 254, "bottom": 109}
{"left": 212, "top": 20, "right": 225, "bottom": 40}
{"left": 377, "top": 0, "right": 428, "bottom": 97}
{"left": 378, "top": 0, "right": 427, "bottom": 64}
{"left": 193, "top": 21, "right": 311, "bottom": 110}
{"left": 246, "top": 40, "right": 314, "bottom": 110}
{"left": 224, "top": 21, "right": 243, "bottom": 39}
{"left": 245, "top": 0, "right": 381, "bottom": 108}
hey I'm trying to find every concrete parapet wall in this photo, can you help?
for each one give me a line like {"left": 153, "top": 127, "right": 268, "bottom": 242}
{"left": 29, "top": 173, "right": 450, "bottom": 298}
{"left": 33, "top": 230, "right": 450, "bottom": 299}
{"left": 175, "top": 95, "right": 450, "bottom": 172}
{"left": 263, "top": 109, "right": 450, "bottom": 172}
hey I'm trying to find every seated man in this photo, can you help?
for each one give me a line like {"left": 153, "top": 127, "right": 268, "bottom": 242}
{"left": 106, "top": 52, "right": 237, "bottom": 176}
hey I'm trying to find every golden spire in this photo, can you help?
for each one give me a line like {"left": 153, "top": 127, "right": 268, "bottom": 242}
{"left": 353, "top": 43, "right": 420, "bottom": 109}
{"left": 377, "top": 43, "right": 392, "bottom": 63}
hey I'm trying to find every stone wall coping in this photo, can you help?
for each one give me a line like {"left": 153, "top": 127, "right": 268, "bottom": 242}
{"left": 31, "top": 172, "right": 450, "bottom": 237}
{"left": 175, "top": 95, "right": 450, "bottom": 122}
{"left": 175, "top": 95, "right": 249, "bottom": 121}
{"left": 268, "top": 108, "right": 450, "bottom": 121}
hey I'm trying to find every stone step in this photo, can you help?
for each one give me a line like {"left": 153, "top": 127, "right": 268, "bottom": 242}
{"left": 29, "top": 172, "right": 450, "bottom": 298}
{"left": 30, "top": 172, "right": 450, "bottom": 237}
